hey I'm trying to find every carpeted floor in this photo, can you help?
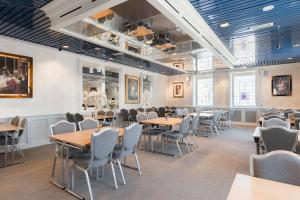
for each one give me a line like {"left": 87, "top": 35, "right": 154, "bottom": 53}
{"left": 0, "top": 125, "right": 256, "bottom": 200}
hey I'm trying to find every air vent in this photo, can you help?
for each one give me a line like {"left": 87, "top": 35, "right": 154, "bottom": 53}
{"left": 60, "top": 6, "right": 82, "bottom": 18}
{"left": 250, "top": 22, "right": 273, "bottom": 31}
{"left": 164, "top": 0, "right": 179, "bottom": 13}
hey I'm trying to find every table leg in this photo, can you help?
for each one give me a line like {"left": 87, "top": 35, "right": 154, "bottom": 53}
{"left": 11, "top": 132, "right": 15, "bottom": 165}
{"left": 254, "top": 137, "right": 260, "bottom": 154}
{"left": 4, "top": 132, "right": 8, "bottom": 166}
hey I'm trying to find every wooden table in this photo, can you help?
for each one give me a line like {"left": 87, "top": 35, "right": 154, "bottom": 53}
{"left": 0, "top": 124, "right": 20, "bottom": 167}
{"left": 253, "top": 127, "right": 300, "bottom": 154}
{"left": 49, "top": 127, "right": 125, "bottom": 199}
{"left": 50, "top": 128, "right": 124, "bottom": 149}
{"left": 227, "top": 174, "right": 300, "bottom": 200}
{"left": 139, "top": 117, "right": 182, "bottom": 126}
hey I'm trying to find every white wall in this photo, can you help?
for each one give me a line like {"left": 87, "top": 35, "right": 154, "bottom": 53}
{"left": 0, "top": 36, "right": 168, "bottom": 118}
{"left": 166, "top": 63, "right": 300, "bottom": 109}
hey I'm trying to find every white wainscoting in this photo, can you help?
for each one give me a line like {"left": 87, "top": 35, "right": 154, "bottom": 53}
{"left": 1, "top": 114, "right": 66, "bottom": 149}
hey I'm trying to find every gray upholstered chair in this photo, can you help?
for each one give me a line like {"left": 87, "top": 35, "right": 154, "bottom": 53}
{"left": 262, "top": 118, "right": 290, "bottom": 129}
{"left": 50, "top": 120, "right": 76, "bottom": 178}
{"left": 79, "top": 118, "right": 99, "bottom": 131}
{"left": 264, "top": 115, "right": 286, "bottom": 121}
{"left": 113, "top": 123, "right": 143, "bottom": 181}
{"left": 189, "top": 115, "right": 199, "bottom": 148}
{"left": 10, "top": 116, "right": 20, "bottom": 126}
{"left": 250, "top": 150, "right": 300, "bottom": 186}
{"left": 161, "top": 116, "right": 192, "bottom": 157}
{"left": 71, "top": 128, "right": 121, "bottom": 200}
{"left": 148, "top": 111, "right": 158, "bottom": 119}
{"left": 260, "top": 127, "right": 298, "bottom": 153}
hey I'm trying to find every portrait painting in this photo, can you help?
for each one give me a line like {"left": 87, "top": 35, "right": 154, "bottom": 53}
{"left": 125, "top": 75, "right": 140, "bottom": 104}
{"left": 272, "top": 75, "right": 291, "bottom": 96}
{"left": 173, "top": 82, "right": 184, "bottom": 98}
{"left": 0, "top": 52, "right": 33, "bottom": 98}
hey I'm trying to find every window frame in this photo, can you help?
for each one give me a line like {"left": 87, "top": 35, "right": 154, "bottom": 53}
{"left": 195, "top": 75, "right": 214, "bottom": 106}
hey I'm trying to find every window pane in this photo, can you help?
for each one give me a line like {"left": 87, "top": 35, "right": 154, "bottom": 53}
{"left": 196, "top": 76, "right": 213, "bottom": 106}
{"left": 232, "top": 73, "right": 256, "bottom": 107}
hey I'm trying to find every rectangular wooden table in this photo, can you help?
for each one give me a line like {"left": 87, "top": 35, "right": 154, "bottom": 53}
{"left": 0, "top": 124, "right": 20, "bottom": 167}
{"left": 253, "top": 127, "right": 300, "bottom": 154}
{"left": 227, "top": 174, "right": 300, "bottom": 200}
{"left": 139, "top": 117, "right": 182, "bottom": 126}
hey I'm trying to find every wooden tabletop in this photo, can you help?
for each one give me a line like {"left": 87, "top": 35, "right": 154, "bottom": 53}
{"left": 139, "top": 117, "right": 182, "bottom": 126}
{"left": 49, "top": 127, "right": 124, "bottom": 148}
{"left": 0, "top": 124, "right": 19, "bottom": 132}
{"left": 227, "top": 174, "right": 300, "bottom": 200}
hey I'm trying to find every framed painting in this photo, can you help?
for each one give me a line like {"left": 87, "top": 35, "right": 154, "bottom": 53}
{"left": 173, "top": 82, "right": 184, "bottom": 98}
{"left": 272, "top": 75, "right": 292, "bottom": 96}
{"left": 0, "top": 52, "right": 33, "bottom": 98}
{"left": 125, "top": 75, "right": 140, "bottom": 104}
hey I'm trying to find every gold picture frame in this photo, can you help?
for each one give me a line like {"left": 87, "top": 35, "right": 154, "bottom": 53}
{"left": 125, "top": 75, "right": 140, "bottom": 104}
{"left": 0, "top": 52, "right": 33, "bottom": 98}
{"left": 173, "top": 82, "right": 184, "bottom": 98}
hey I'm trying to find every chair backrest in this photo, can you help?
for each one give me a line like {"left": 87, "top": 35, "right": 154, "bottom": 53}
{"left": 74, "top": 113, "right": 84, "bottom": 122}
{"left": 294, "top": 112, "right": 300, "bottom": 118}
{"left": 105, "top": 110, "right": 114, "bottom": 117}
{"left": 137, "top": 113, "right": 148, "bottom": 122}
{"left": 283, "top": 110, "right": 294, "bottom": 118}
{"left": 176, "top": 108, "right": 183, "bottom": 117}
{"left": 157, "top": 107, "right": 166, "bottom": 117}
{"left": 129, "top": 109, "right": 138, "bottom": 122}
{"left": 264, "top": 115, "right": 286, "bottom": 121}
{"left": 182, "top": 108, "right": 190, "bottom": 115}
{"left": 97, "top": 110, "right": 105, "bottom": 116}
{"left": 123, "top": 123, "right": 143, "bottom": 151}
{"left": 179, "top": 116, "right": 192, "bottom": 133}
{"left": 65, "top": 112, "right": 75, "bottom": 123}
{"left": 295, "top": 118, "right": 300, "bottom": 130}
{"left": 120, "top": 109, "right": 129, "bottom": 119}
{"left": 50, "top": 120, "right": 76, "bottom": 135}
{"left": 170, "top": 106, "right": 176, "bottom": 111}
{"left": 146, "top": 107, "right": 153, "bottom": 112}
{"left": 17, "top": 118, "right": 27, "bottom": 138}
{"left": 148, "top": 111, "right": 158, "bottom": 119}
{"left": 152, "top": 107, "right": 157, "bottom": 112}
{"left": 10, "top": 116, "right": 19, "bottom": 126}
{"left": 262, "top": 118, "right": 290, "bottom": 129}
{"left": 260, "top": 127, "right": 298, "bottom": 152}
{"left": 90, "top": 128, "right": 118, "bottom": 165}
{"left": 79, "top": 118, "right": 99, "bottom": 131}
{"left": 137, "top": 107, "right": 144, "bottom": 112}
{"left": 250, "top": 150, "right": 300, "bottom": 186}
{"left": 191, "top": 115, "right": 199, "bottom": 130}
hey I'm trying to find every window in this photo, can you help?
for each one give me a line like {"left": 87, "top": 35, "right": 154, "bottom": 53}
{"left": 232, "top": 72, "right": 256, "bottom": 107}
{"left": 196, "top": 76, "right": 213, "bottom": 106}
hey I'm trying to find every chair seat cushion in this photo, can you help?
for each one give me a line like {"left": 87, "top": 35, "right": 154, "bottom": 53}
{"left": 112, "top": 144, "right": 133, "bottom": 159}
{"left": 161, "top": 131, "right": 182, "bottom": 140}
{"left": 73, "top": 153, "right": 108, "bottom": 169}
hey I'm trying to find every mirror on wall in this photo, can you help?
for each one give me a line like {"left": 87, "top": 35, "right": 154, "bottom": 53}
{"left": 82, "top": 66, "right": 107, "bottom": 110}
{"left": 105, "top": 70, "right": 119, "bottom": 109}
{"left": 142, "top": 74, "right": 151, "bottom": 106}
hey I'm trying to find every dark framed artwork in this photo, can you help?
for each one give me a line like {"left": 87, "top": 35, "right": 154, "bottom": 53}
{"left": 173, "top": 62, "right": 184, "bottom": 69}
{"left": 272, "top": 75, "right": 292, "bottom": 96}
{"left": 0, "top": 52, "right": 33, "bottom": 98}
{"left": 125, "top": 75, "right": 140, "bottom": 104}
{"left": 173, "top": 82, "right": 184, "bottom": 98}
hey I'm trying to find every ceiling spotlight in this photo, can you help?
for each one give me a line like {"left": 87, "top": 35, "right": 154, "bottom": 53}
{"left": 172, "top": 53, "right": 177, "bottom": 56}
{"left": 62, "top": 45, "right": 69, "bottom": 49}
{"left": 293, "top": 44, "right": 300, "bottom": 48}
{"left": 139, "top": 65, "right": 143, "bottom": 68}
{"left": 287, "top": 57, "right": 293, "bottom": 60}
{"left": 180, "top": 57, "right": 185, "bottom": 60}
{"left": 220, "top": 22, "right": 230, "bottom": 28}
{"left": 94, "top": 47, "right": 101, "bottom": 50}
{"left": 263, "top": 5, "right": 274, "bottom": 12}
{"left": 108, "top": 57, "right": 113, "bottom": 60}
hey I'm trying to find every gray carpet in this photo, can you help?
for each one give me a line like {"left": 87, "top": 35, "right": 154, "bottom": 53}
{"left": 0, "top": 126, "right": 256, "bottom": 200}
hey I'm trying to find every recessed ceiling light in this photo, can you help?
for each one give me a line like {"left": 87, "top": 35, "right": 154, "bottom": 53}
{"left": 172, "top": 53, "right": 177, "bottom": 56}
{"left": 293, "top": 44, "right": 300, "bottom": 48}
{"left": 220, "top": 22, "right": 230, "bottom": 28}
{"left": 180, "top": 57, "right": 185, "bottom": 60}
{"left": 263, "top": 5, "right": 274, "bottom": 12}
{"left": 108, "top": 57, "right": 113, "bottom": 60}
{"left": 287, "top": 57, "right": 293, "bottom": 60}
{"left": 62, "top": 45, "right": 69, "bottom": 49}
{"left": 94, "top": 47, "right": 101, "bottom": 50}
{"left": 139, "top": 65, "right": 143, "bottom": 68}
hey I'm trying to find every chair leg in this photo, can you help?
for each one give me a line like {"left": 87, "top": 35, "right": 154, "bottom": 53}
{"left": 134, "top": 153, "right": 142, "bottom": 175}
{"left": 71, "top": 165, "right": 75, "bottom": 189}
{"left": 184, "top": 138, "right": 190, "bottom": 152}
{"left": 84, "top": 170, "right": 94, "bottom": 200}
{"left": 51, "top": 156, "right": 57, "bottom": 177}
{"left": 175, "top": 141, "right": 183, "bottom": 157}
{"left": 117, "top": 159, "right": 126, "bottom": 185}
{"left": 110, "top": 162, "right": 118, "bottom": 190}
{"left": 192, "top": 134, "right": 198, "bottom": 148}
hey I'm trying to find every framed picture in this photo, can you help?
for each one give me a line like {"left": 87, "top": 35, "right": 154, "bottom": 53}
{"left": 173, "top": 82, "right": 184, "bottom": 98}
{"left": 125, "top": 75, "right": 140, "bottom": 104}
{"left": 0, "top": 52, "right": 33, "bottom": 98}
{"left": 272, "top": 75, "right": 292, "bottom": 96}
{"left": 125, "top": 42, "right": 141, "bottom": 54}
{"left": 173, "top": 62, "right": 184, "bottom": 69}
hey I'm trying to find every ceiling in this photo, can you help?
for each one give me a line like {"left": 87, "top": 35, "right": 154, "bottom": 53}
{"left": 189, "top": 0, "right": 300, "bottom": 68}
{"left": 0, "top": 0, "right": 184, "bottom": 75}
